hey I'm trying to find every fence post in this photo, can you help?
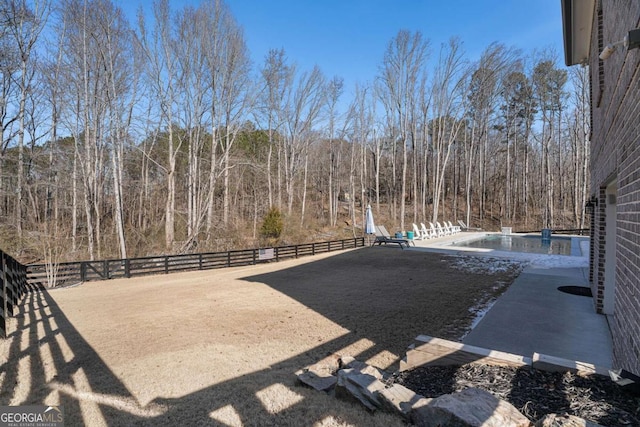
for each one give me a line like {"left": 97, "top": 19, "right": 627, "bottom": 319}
{"left": 81, "top": 262, "right": 86, "bottom": 282}
{"left": 275, "top": 247, "right": 279, "bottom": 262}
{"left": 17, "top": 261, "right": 23, "bottom": 303}
{"left": 252, "top": 249, "right": 256, "bottom": 265}
{"left": 312, "top": 243, "right": 316, "bottom": 256}
{"left": 104, "top": 260, "right": 109, "bottom": 279}
{"left": 295, "top": 245, "right": 298, "bottom": 258}
{"left": 2, "top": 253, "right": 7, "bottom": 338}
{"left": 199, "top": 254, "right": 203, "bottom": 270}
{"left": 125, "top": 259, "right": 131, "bottom": 278}
{"left": 164, "top": 257, "right": 169, "bottom": 274}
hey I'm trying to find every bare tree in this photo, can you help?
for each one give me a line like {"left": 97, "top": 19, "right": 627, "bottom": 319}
{"left": 171, "top": 5, "right": 209, "bottom": 248}
{"left": 2, "top": 0, "right": 49, "bottom": 246}
{"left": 378, "top": 30, "right": 428, "bottom": 231}
{"left": 429, "top": 38, "right": 468, "bottom": 223}
{"left": 0, "top": 4, "right": 20, "bottom": 224}
{"left": 59, "top": 0, "right": 103, "bottom": 259}
{"left": 533, "top": 56, "right": 567, "bottom": 228}
{"left": 59, "top": 0, "right": 134, "bottom": 259}
{"left": 324, "top": 76, "right": 344, "bottom": 227}
{"left": 200, "top": 0, "right": 252, "bottom": 231}
{"left": 466, "top": 44, "right": 519, "bottom": 224}
{"left": 257, "top": 49, "right": 293, "bottom": 210}
{"left": 0, "top": 2, "right": 596, "bottom": 259}
{"left": 137, "top": 0, "right": 182, "bottom": 251}
{"left": 568, "top": 65, "right": 590, "bottom": 229}
{"left": 281, "top": 65, "right": 326, "bottom": 217}
{"left": 345, "top": 83, "right": 374, "bottom": 234}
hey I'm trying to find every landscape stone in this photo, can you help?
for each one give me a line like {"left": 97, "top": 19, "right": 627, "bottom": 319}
{"left": 310, "top": 353, "right": 341, "bottom": 374}
{"left": 534, "top": 413, "right": 604, "bottom": 427}
{"left": 377, "top": 383, "right": 430, "bottom": 420}
{"left": 295, "top": 369, "right": 337, "bottom": 392}
{"left": 340, "top": 359, "right": 387, "bottom": 380}
{"left": 295, "top": 353, "right": 341, "bottom": 392}
{"left": 339, "top": 355, "right": 356, "bottom": 367}
{"left": 410, "top": 387, "right": 530, "bottom": 427}
{"left": 335, "top": 369, "right": 386, "bottom": 411}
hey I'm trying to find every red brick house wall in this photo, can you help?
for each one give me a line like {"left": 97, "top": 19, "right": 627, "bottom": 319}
{"left": 588, "top": 0, "right": 640, "bottom": 374}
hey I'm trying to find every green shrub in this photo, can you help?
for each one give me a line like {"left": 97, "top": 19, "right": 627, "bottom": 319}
{"left": 260, "top": 207, "right": 284, "bottom": 243}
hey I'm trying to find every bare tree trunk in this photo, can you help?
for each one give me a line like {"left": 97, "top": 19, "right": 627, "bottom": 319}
{"left": 375, "top": 142, "right": 380, "bottom": 211}
{"left": 505, "top": 116, "right": 511, "bottom": 222}
{"left": 206, "top": 126, "right": 218, "bottom": 236}
{"left": 465, "top": 122, "right": 475, "bottom": 227}
{"left": 349, "top": 128, "right": 357, "bottom": 233}
{"left": 166, "top": 136, "right": 176, "bottom": 249}
{"left": 266, "top": 137, "right": 273, "bottom": 208}
{"left": 328, "top": 140, "right": 334, "bottom": 225}
{"left": 81, "top": 2, "right": 95, "bottom": 260}
{"left": 277, "top": 139, "right": 283, "bottom": 209}
{"left": 300, "top": 150, "right": 308, "bottom": 225}
{"left": 223, "top": 146, "right": 230, "bottom": 225}
{"left": 16, "top": 77, "right": 25, "bottom": 244}
{"left": 72, "top": 142, "right": 78, "bottom": 252}
{"left": 112, "top": 144, "right": 127, "bottom": 258}
{"left": 524, "top": 144, "right": 529, "bottom": 227}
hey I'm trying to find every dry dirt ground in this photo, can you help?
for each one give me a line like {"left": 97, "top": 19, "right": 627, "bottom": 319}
{"left": 0, "top": 247, "right": 523, "bottom": 426}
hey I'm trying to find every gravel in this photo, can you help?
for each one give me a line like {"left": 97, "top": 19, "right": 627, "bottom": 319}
{"left": 390, "top": 363, "right": 640, "bottom": 426}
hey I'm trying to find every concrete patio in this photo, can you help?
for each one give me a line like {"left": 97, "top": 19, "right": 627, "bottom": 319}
{"left": 404, "top": 230, "right": 613, "bottom": 369}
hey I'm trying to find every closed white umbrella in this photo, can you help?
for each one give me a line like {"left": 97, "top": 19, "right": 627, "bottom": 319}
{"left": 365, "top": 204, "right": 376, "bottom": 236}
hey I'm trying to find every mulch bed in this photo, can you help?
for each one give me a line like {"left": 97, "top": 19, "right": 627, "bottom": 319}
{"left": 389, "top": 364, "right": 640, "bottom": 426}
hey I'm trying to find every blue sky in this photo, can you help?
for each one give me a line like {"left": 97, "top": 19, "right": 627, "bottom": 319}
{"left": 118, "top": 0, "right": 565, "bottom": 94}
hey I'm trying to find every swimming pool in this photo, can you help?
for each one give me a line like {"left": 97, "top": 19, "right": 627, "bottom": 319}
{"left": 450, "top": 234, "right": 577, "bottom": 256}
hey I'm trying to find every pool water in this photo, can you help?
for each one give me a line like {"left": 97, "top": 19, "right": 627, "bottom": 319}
{"left": 451, "top": 234, "right": 575, "bottom": 256}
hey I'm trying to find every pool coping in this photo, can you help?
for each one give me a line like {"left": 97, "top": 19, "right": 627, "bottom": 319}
{"left": 448, "top": 232, "right": 585, "bottom": 257}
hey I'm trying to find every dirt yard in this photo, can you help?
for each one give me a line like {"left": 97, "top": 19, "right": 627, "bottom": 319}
{"left": 0, "top": 247, "right": 523, "bottom": 426}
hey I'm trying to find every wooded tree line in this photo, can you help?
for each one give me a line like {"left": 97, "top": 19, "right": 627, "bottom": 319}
{"left": 1, "top": 0, "right": 590, "bottom": 262}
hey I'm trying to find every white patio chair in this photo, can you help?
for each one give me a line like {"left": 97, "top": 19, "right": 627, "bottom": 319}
{"left": 458, "top": 220, "right": 483, "bottom": 231}
{"left": 421, "top": 222, "right": 436, "bottom": 239}
{"left": 430, "top": 222, "right": 444, "bottom": 237}
{"left": 437, "top": 221, "right": 451, "bottom": 236}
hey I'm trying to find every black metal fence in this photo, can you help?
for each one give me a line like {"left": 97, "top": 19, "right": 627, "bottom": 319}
{"left": 550, "top": 229, "right": 590, "bottom": 236}
{"left": 516, "top": 228, "right": 590, "bottom": 236}
{"left": 26, "top": 238, "right": 365, "bottom": 288}
{"left": 1, "top": 249, "right": 28, "bottom": 338}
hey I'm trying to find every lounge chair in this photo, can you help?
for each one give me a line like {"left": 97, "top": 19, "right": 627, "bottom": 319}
{"left": 458, "top": 220, "right": 483, "bottom": 231}
{"left": 448, "top": 221, "right": 461, "bottom": 234}
{"left": 412, "top": 223, "right": 426, "bottom": 240}
{"left": 372, "top": 225, "right": 411, "bottom": 249}
{"left": 437, "top": 221, "right": 451, "bottom": 236}
{"left": 421, "top": 222, "right": 437, "bottom": 239}
{"left": 430, "top": 222, "right": 444, "bottom": 237}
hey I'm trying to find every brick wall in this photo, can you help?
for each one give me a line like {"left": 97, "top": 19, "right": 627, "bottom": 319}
{"left": 591, "top": 189, "right": 606, "bottom": 314}
{"left": 589, "top": 0, "right": 640, "bottom": 374}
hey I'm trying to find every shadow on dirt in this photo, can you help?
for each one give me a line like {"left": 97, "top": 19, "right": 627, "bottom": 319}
{"left": 1, "top": 248, "right": 521, "bottom": 425}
